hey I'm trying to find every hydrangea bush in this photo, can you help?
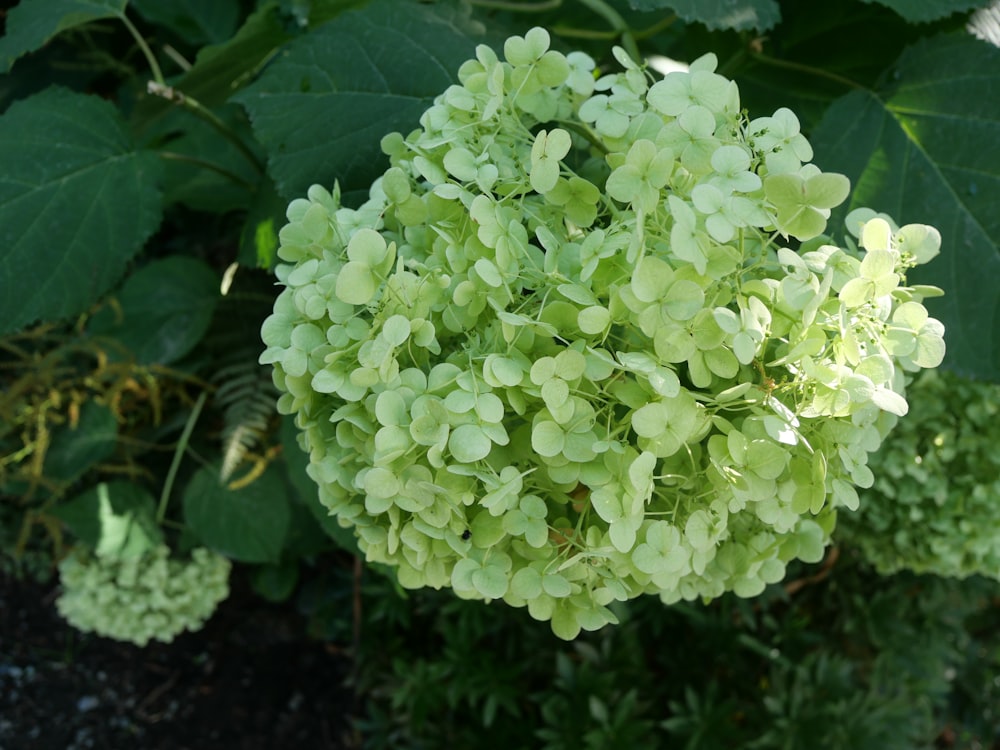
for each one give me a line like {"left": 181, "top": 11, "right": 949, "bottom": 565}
{"left": 56, "top": 545, "right": 231, "bottom": 646}
{"left": 844, "top": 369, "right": 1000, "bottom": 580}
{"left": 260, "top": 28, "right": 945, "bottom": 639}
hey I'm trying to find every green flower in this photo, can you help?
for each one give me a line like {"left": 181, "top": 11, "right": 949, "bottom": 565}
{"left": 56, "top": 546, "right": 230, "bottom": 646}
{"left": 261, "top": 28, "right": 945, "bottom": 641}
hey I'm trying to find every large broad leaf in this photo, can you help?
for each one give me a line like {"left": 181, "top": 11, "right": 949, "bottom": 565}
{"left": 0, "top": 88, "right": 162, "bottom": 334}
{"left": 858, "top": 0, "right": 988, "bottom": 24}
{"left": 234, "top": 0, "right": 489, "bottom": 199}
{"left": 628, "top": 0, "right": 780, "bottom": 31}
{"left": 0, "top": 0, "right": 126, "bottom": 73}
{"left": 732, "top": 0, "right": 931, "bottom": 131}
{"left": 87, "top": 257, "right": 219, "bottom": 365}
{"left": 811, "top": 34, "right": 1000, "bottom": 380}
{"left": 183, "top": 463, "right": 291, "bottom": 563}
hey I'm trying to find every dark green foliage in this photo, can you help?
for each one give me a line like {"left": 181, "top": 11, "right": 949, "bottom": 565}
{"left": 842, "top": 370, "right": 1000, "bottom": 579}
{"left": 338, "top": 551, "right": 1000, "bottom": 749}
{"left": 87, "top": 257, "right": 220, "bottom": 365}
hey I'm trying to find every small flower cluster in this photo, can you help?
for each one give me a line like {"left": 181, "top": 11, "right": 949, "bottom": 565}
{"left": 56, "top": 545, "right": 231, "bottom": 646}
{"left": 261, "top": 28, "right": 944, "bottom": 638}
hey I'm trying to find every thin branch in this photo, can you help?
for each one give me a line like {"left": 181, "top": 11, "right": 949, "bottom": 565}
{"left": 158, "top": 151, "right": 257, "bottom": 189}
{"left": 118, "top": 12, "right": 165, "bottom": 85}
{"left": 748, "top": 51, "right": 864, "bottom": 91}
{"left": 148, "top": 82, "right": 266, "bottom": 174}
{"left": 468, "top": 0, "right": 563, "bottom": 11}
{"left": 577, "top": 0, "right": 640, "bottom": 62}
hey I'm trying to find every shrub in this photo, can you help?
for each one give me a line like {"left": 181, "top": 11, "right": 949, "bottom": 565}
{"left": 844, "top": 369, "right": 1000, "bottom": 579}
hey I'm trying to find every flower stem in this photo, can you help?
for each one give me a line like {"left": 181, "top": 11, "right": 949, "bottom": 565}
{"left": 577, "top": 0, "right": 640, "bottom": 62}
{"left": 158, "top": 390, "right": 207, "bottom": 524}
{"left": 158, "top": 151, "right": 257, "bottom": 189}
{"left": 747, "top": 51, "right": 863, "bottom": 90}
{"left": 468, "top": 0, "right": 563, "bottom": 10}
{"left": 148, "top": 82, "right": 265, "bottom": 174}
{"left": 118, "top": 11, "right": 164, "bottom": 85}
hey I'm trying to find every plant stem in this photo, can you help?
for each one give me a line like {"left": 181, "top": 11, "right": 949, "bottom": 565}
{"left": 577, "top": 0, "right": 640, "bottom": 62}
{"left": 162, "top": 44, "right": 192, "bottom": 72}
{"left": 747, "top": 51, "right": 863, "bottom": 90}
{"left": 148, "top": 82, "right": 266, "bottom": 174}
{"left": 468, "top": 0, "right": 562, "bottom": 10}
{"left": 158, "top": 390, "right": 207, "bottom": 524}
{"left": 558, "top": 13, "right": 676, "bottom": 43}
{"left": 556, "top": 120, "right": 609, "bottom": 155}
{"left": 158, "top": 151, "right": 257, "bottom": 189}
{"left": 633, "top": 14, "right": 677, "bottom": 40}
{"left": 552, "top": 26, "right": 616, "bottom": 39}
{"left": 118, "top": 12, "right": 165, "bottom": 85}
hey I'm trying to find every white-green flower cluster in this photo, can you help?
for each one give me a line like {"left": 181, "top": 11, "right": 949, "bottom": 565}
{"left": 260, "top": 28, "right": 945, "bottom": 639}
{"left": 843, "top": 369, "right": 1000, "bottom": 580}
{"left": 56, "top": 545, "right": 231, "bottom": 646}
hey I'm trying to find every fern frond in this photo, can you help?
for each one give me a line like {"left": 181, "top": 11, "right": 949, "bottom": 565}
{"left": 213, "top": 359, "right": 278, "bottom": 482}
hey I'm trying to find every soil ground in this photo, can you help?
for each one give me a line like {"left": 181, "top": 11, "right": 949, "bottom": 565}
{"left": 0, "top": 571, "right": 356, "bottom": 750}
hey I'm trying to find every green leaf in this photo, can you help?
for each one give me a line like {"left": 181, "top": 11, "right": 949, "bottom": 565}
{"left": 627, "top": 0, "right": 781, "bottom": 31}
{"left": 43, "top": 401, "right": 118, "bottom": 483}
{"left": 0, "top": 0, "right": 126, "bottom": 73}
{"left": 250, "top": 559, "right": 300, "bottom": 602}
{"left": 811, "top": 34, "right": 1000, "bottom": 379}
{"left": 87, "top": 257, "right": 218, "bottom": 365}
{"left": 234, "top": 0, "right": 488, "bottom": 198}
{"left": 51, "top": 481, "right": 162, "bottom": 558}
{"left": 858, "top": 0, "right": 987, "bottom": 23}
{"left": 0, "top": 88, "right": 162, "bottom": 334}
{"left": 131, "top": 0, "right": 240, "bottom": 46}
{"left": 183, "top": 463, "right": 291, "bottom": 563}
